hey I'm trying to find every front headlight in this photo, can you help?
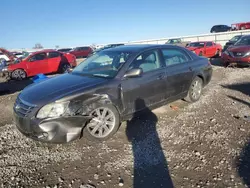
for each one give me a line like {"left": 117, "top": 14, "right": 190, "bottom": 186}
{"left": 244, "top": 52, "right": 250, "bottom": 57}
{"left": 36, "top": 101, "right": 69, "bottom": 119}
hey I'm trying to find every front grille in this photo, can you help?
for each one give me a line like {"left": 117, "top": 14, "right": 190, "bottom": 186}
{"left": 232, "top": 52, "right": 246, "bottom": 57}
{"left": 14, "top": 97, "right": 36, "bottom": 117}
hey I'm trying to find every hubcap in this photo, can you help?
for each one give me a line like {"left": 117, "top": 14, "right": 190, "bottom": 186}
{"left": 13, "top": 70, "right": 25, "bottom": 80}
{"left": 190, "top": 80, "right": 202, "bottom": 100}
{"left": 62, "top": 64, "right": 70, "bottom": 73}
{"left": 87, "top": 107, "right": 116, "bottom": 138}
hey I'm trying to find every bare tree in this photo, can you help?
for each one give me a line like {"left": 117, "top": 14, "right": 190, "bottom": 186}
{"left": 33, "top": 43, "right": 43, "bottom": 49}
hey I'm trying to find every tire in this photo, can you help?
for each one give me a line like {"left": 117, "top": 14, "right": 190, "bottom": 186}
{"left": 185, "top": 77, "right": 203, "bottom": 103}
{"left": 11, "top": 69, "right": 27, "bottom": 80}
{"left": 83, "top": 104, "right": 120, "bottom": 142}
{"left": 215, "top": 49, "right": 221, "bottom": 57}
{"left": 199, "top": 51, "right": 203, "bottom": 56}
{"left": 59, "top": 63, "right": 71, "bottom": 73}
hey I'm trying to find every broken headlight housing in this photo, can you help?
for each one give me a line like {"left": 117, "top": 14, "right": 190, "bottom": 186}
{"left": 36, "top": 101, "right": 70, "bottom": 119}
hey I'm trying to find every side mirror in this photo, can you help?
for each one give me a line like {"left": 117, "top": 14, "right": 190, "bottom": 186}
{"left": 124, "top": 68, "right": 142, "bottom": 78}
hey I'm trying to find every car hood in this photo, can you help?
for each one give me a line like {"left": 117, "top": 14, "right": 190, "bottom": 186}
{"left": 227, "top": 45, "right": 250, "bottom": 52}
{"left": 19, "top": 73, "right": 108, "bottom": 105}
{"left": 225, "top": 41, "right": 235, "bottom": 46}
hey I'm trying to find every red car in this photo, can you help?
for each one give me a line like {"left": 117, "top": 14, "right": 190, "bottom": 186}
{"left": 69, "top": 46, "right": 93, "bottom": 58}
{"left": 186, "top": 41, "right": 222, "bottom": 58}
{"left": 6, "top": 49, "right": 77, "bottom": 80}
{"left": 221, "top": 35, "right": 250, "bottom": 67}
{"left": 231, "top": 22, "right": 250, "bottom": 31}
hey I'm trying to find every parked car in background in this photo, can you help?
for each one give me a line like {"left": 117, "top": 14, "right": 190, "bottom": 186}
{"left": 231, "top": 22, "right": 250, "bottom": 31}
{"left": 14, "top": 44, "right": 212, "bottom": 143}
{"left": 0, "top": 48, "right": 16, "bottom": 62}
{"left": 165, "top": 38, "right": 190, "bottom": 47}
{"left": 12, "top": 52, "right": 24, "bottom": 59}
{"left": 89, "top": 43, "right": 125, "bottom": 56}
{"left": 4, "top": 49, "right": 77, "bottom": 80}
{"left": 57, "top": 48, "right": 73, "bottom": 53}
{"left": 69, "top": 46, "right": 93, "bottom": 58}
{"left": 186, "top": 41, "right": 222, "bottom": 58}
{"left": 210, "top": 25, "right": 231, "bottom": 33}
{"left": 221, "top": 35, "right": 250, "bottom": 67}
{"left": 223, "top": 35, "right": 243, "bottom": 51}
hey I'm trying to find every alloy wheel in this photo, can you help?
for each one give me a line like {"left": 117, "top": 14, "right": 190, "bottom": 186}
{"left": 62, "top": 64, "right": 71, "bottom": 73}
{"left": 12, "top": 69, "right": 26, "bottom": 80}
{"left": 87, "top": 107, "right": 116, "bottom": 138}
{"left": 190, "top": 79, "right": 202, "bottom": 100}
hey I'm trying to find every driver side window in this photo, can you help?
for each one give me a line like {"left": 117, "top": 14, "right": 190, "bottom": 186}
{"left": 128, "top": 50, "right": 161, "bottom": 73}
{"left": 29, "top": 53, "right": 47, "bottom": 62}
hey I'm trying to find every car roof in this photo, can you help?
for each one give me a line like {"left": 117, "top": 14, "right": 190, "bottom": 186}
{"left": 31, "top": 49, "right": 58, "bottom": 55}
{"left": 241, "top": 35, "right": 250, "bottom": 38}
{"left": 103, "top": 44, "right": 180, "bottom": 52}
{"left": 189, "top": 41, "right": 212, "bottom": 43}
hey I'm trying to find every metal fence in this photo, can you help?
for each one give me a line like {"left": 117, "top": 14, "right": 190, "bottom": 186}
{"left": 126, "top": 30, "right": 250, "bottom": 46}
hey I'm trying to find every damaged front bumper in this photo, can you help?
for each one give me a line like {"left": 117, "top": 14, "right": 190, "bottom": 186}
{"left": 14, "top": 112, "right": 90, "bottom": 144}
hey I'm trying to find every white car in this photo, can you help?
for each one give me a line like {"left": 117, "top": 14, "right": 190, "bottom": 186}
{"left": 0, "top": 52, "right": 10, "bottom": 62}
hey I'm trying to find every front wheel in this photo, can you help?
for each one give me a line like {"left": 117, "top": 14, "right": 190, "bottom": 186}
{"left": 185, "top": 77, "right": 203, "bottom": 103}
{"left": 11, "top": 69, "right": 27, "bottom": 80}
{"left": 83, "top": 104, "right": 120, "bottom": 141}
{"left": 215, "top": 49, "right": 221, "bottom": 57}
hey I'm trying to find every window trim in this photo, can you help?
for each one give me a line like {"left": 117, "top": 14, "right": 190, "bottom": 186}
{"left": 160, "top": 47, "right": 191, "bottom": 68}
{"left": 127, "top": 49, "right": 165, "bottom": 75}
{"left": 206, "top": 42, "right": 213, "bottom": 47}
{"left": 48, "top": 51, "right": 60, "bottom": 58}
{"left": 29, "top": 53, "right": 47, "bottom": 62}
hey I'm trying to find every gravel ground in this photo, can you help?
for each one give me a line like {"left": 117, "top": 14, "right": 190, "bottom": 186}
{"left": 0, "top": 59, "right": 250, "bottom": 188}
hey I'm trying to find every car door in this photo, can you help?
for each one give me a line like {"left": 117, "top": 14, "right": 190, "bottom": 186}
{"left": 26, "top": 52, "right": 48, "bottom": 76}
{"left": 160, "top": 48, "right": 194, "bottom": 99}
{"left": 47, "top": 51, "right": 61, "bottom": 72}
{"left": 121, "top": 49, "right": 167, "bottom": 114}
{"left": 204, "top": 42, "right": 214, "bottom": 57}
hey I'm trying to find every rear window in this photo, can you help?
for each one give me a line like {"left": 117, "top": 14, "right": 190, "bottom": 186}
{"left": 48, "top": 52, "right": 60, "bottom": 58}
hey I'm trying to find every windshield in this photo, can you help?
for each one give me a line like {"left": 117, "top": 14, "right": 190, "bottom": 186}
{"left": 234, "top": 37, "right": 250, "bottom": 46}
{"left": 73, "top": 51, "right": 132, "bottom": 78}
{"left": 187, "top": 42, "right": 205, "bottom": 47}
{"left": 229, "top": 36, "right": 241, "bottom": 42}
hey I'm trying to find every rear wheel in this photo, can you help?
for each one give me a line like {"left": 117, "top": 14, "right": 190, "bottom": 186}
{"left": 83, "top": 104, "right": 120, "bottom": 142}
{"left": 185, "top": 77, "right": 203, "bottom": 103}
{"left": 11, "top": 69, "right": 27, "bottom": 80}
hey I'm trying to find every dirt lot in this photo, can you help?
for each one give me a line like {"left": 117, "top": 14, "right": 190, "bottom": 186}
{"left": 0, "top": 59, "right": 250, "bottom": 188}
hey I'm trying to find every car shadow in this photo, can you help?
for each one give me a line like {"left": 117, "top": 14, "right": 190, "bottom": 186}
{"left": 0, "top": 79, "right": 33, "bottom": 96}
{"left": 221, "top": 82, "right": 250, "bottom": 97}
{"left": 236, "top": 140, "right": 250, "bottom": 187}
{"left": 209, "top": 57, "right": 224, "bottom": 67}
{"left": 223, "top": 82, "right": 250, "bottom": 186}
{"left": 126, "top": 98, "right": 174, "bottom": 188}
